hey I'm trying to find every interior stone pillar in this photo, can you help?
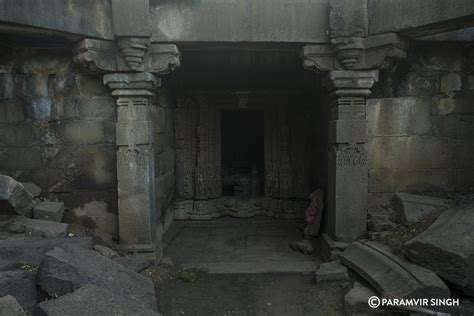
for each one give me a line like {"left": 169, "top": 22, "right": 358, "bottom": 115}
{"left": 103, "top": 72, "right": 159, "bottom": 250}
{"left": 324, "top": 70, "right": 378, "bottom": 242}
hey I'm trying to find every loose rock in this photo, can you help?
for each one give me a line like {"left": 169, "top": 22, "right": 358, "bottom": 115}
{"left": 0, "top": 270, "right": 37, "bottom": 309}
{"left": 33, "top": 201, "right": 65, "bottom": 222}
{"left": 392, "top": 193, "right": 452, "bottom": 225}
{"left": 10, "top": 217, "right": 68, "bottom": 238}
{"left": 0, "top": 295, "right": 26, "bottom": 316}
{"left": 21, "top": 182, "right": 41, "bottom": 198}
{"left": 114, "top": 254, "right": 154, "bottom": 273}
{"left": 93, "top": 245, "right": 118, "bottom": 259}
{"left": 0, "top": 175, "right": 35, "bottom": 217}
{"left": 290, "top": 240, "right": 314, "bottom": 255}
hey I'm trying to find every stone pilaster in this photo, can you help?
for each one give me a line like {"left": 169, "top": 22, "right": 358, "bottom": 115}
{"left": 324, "top": 70, "right": 378, "bottom": 242}
{"left": 103, "top": 72, "right": 159, "bottom": 250}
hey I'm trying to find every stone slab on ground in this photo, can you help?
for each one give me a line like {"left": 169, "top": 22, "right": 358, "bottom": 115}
{"left": 33, "top": 201, "right": 65, "bottom": 222}
{"left": 0, "top": 175, "right": 34, "bottom": 217}
{"left": 37, "top": 244, "right": 157, "bottom": 311}
{"left": 402, "top": 203, "right": 474, "bottom": 297}
{"left": 21, "top": 182, "right": 41, "bottom": 198}
{"left": 0, "top": 295, "right": 26, "bottom": 316}
{"left": 343, "top": 281, "right": 378, "bottom": 316}
{"left": 339, "top": 241, "right": 450, "bottom": 299}
{"left": 113, "top": 254, "right": 154, "bottom": 273}
{"left": 317, "top": 233, "right": 349, "bottom": 262}
{"left": 392, "top": 193, "right": 452, "bottom": 225}
{"left": 35, "top": 285, "right": 161, "bottom": 316}
{"left": 0, "top": 270, "right": 37, "bottom": 309}
{"left": 93, "top": 245, "right": 118, "bottom": 259}
{"left": 0, "top": 237, "right": 93, "bottom": 271}
{"left": 11, "top": 217, "right": 68, "bottom": 238}
{"left": 315, "top": 260, "right": 349, "bottom": 283}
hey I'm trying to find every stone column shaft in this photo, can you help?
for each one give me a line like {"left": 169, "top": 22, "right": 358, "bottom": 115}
{"left": 104, "top": 72, "right": 159, "bottom": 250}
{"left": 324, "top": 70, "right": 378, "bottom": 242}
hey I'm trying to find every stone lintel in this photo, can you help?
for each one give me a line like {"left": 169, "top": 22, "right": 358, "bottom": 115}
{"left": 302, "top": 33, "right": 407, "bottom": 72}
{"left": 73, "top": 38, "right": 181, "bottom": 75}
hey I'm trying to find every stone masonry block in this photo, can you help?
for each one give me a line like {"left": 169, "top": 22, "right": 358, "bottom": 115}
{"left": 367, "top": 97, "right": 432, "bottom": 137}
{"left": 0, "top": 147, "right": 42, "bottom": 170}
{"left": 329, "top": 120, "right": 366, "bottom": 144}
{"left": 436, "top": 95, "right": 474, "bottom": 115}
{"left": 435, "top": 114, "right": 474, "bottom": 139}
{"left": 116, "top": 121, "right": 153, "bottom": 146}
{"left": 440, "top": 73, "right": 462, "bottom": 96}
{"left": 0, "top": 124, "right": 34, "bottom": 147}
{"left": 76, "top": 97, "right": 116, "bottom": 119}
{"left": 33, "top": 201, "right": 65, "bottom": 222}
{"left": 455, "top": 168, "right": 474, "bottom": 191}
{"left": 57, "top": 121, "right": 115, "bottom": 145}
{"left": 0, "top": 100, "right": 26, "bottom": 123}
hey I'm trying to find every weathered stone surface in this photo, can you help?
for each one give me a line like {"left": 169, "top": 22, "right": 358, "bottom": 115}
{"left": 0, "top": 270, "right": 37, "bottom": 309}
{"left": 0, "top": 175, "right": 34, "bottom": 217}
{"left": 315, "top": 260, "right": 349, "bottom": 283}
{"left": 37, "top": 244, "right": 157, "bottom": 311}
{"left": 367, "top": 211, "right": 395, "bottom": 232}
{"left": 343, "top": 282, "right": 378, "bottom": 316}
{"left": 440, "top": 73, "right": 462, "bottom": 96}
{"left": 11, "top": 217, "right": 68, "bottom": 238}
{"left": 0, "top": 237, "right": 92, "bottom": 272}
{"left": 33, "top": 201, "right": 65, "bottom": 222}
{"left": 71, "top": 201, "right": 118, "bottom": 237}
{"left": 402, "top": 203, "right": 474, "bottom": 296}
{"left": 0, "top": 295, "right": 26, "bottom": 316}
{"left": 93, "top": 245, "right": 118, "bottom": 259}
{"left": 339, "top": 241, "right": 450, "bottom": 299}
{"left": 35, "top": 285, "right": 160, "bottom": 316}
{"left": 290, "top": 240, "right": 314, "bottom": 255}
{"left": 21, "top": 182, "right": 41, "bottom": 198}
{"left": 317, "top": 233, "right": 349, "bottom": 262}
{"left": 113, "top": 254, "right": 154, "bottom": 273}
{"left": 392, "top": 193, "right": 451, "bottom": 225}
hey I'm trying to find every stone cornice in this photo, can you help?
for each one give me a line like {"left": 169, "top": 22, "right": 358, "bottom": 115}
{"left": 302, "top": 33, "right": 408, "bottom": 73}
{"left": 73, "top": 38, "right": 181, "bottom": 75}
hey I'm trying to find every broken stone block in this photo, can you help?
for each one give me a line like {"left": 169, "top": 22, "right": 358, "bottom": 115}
{"left": 114, "top": 254, "right": 154, "bottom": 273}
{"left": 11, "top": 217, "right": 68, "bottom": 238}
{"left": 290, "top": 240, "right": 314, "bottom": 255}
{"left": 0, "top": 175, "right": 34, "bottom": 217}
{"left": 93, "top": 244, "right": 119, "bottom": 259}
{"left": 37, "top": 244, "right": 157, "bottom": 311}
{"left": 392, "top": 193, "right": 452, "bottom": 225}
{"left": 367, "top": 212, "right": 395, "bottom": 232}
{"left": 315, "top": 260, "right": 349, "bottom": 283}
{"left": 33, "top": 201, "right": 65, "bottom": 222}
{"left": 21, "top": 182, "right": 41, "bottom": 198}
{"left": 35, "top": 285, "right": 161, "bottom": 316}
{"left": 0, "top": 270, "right": 37, "bottom": 309}
{"left": 339, "top": 241, "right": 450, "bottom": 299}
{"left": 402, "top": 203, "right": 474, "bottom": 297}
{"left": 0, "top": 237, "right": 92, "bottom": 272}
{"left": 343, "top": 282, "right": 378, "bottom": 316}
{"left": 0, "top": 295, "right": 26, "bottom": 316}
{"left": 317, "top": 233, "right": 349, "bottom": 262}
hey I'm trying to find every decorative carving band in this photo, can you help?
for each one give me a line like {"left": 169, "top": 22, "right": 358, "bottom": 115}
{"left": 335, "top": 146, "right": 368, "bottom": 167}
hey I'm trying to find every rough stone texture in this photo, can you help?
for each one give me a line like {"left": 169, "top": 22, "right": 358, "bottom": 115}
{"left": 33, "top": 201, "right": 65, "bottom": 222}
{"left": 402, "top": 203, "right": 474, "bottom": 297}
{"left": 0, "top": 270, "right": 37, "bottom": 309}
{"left": 70, "top": 201, "right": 118, "bottom": 237}
{"left": 11, "top": 217, "right": 68, "bottom": 238}
{"left": 0, "top": 237, "right": 93, "bottom": 271}
{"left": 343, "top": 282, "right": 378, "bottom": 316}
{"left": 0, "top": 175, "right": 34, "bottom": 217}
{"left": 329, "top": 0, "right": 367, "bottom": 38}
{"left": 37, "top": 244, "right": 157, "bottom": 311}
{"left": 21, "top": 182, "right": 41, "bottom": 198}
{"left": 0, "top": 295, "right": 26, "bottom": 316}
{"left": 315, "top": 260, "right": 349, "bottom": 283}
{"left": 35, "top": 285, "right": 160, "bottom": 316}
{"left": 339, "top": 241, "right": 450, "bottom": 299}
{"left": 316, "top": 233, "right": 349, "bottom": 262}
{"left": 113, "top": 254, "right": 153, "bottom": 273}
{"left": 290, "top": 240, "right": 314, "bottom": 255}
{"left": 392, "top": 193, "right": 452, "bottom": 225}
{"left": 93, "top": 245, "right": 118, "bottom": 259}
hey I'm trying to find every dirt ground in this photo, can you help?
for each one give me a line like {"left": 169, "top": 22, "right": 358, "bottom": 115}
{"left": 153, "top": 270, "right": 347, "bottom": 316}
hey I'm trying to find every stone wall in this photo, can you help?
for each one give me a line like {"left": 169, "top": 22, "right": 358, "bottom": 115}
{"left": 368, "top": 45, "right": 474, "bottom": 202}
{"left": 0, "top": 48, "right": 119, "bottom": 236}
{"left": 153, "top": 87, "right": 176, "bottom": 236}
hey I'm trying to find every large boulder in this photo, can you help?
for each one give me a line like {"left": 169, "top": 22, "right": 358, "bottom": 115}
{"left": 0, "top": 237, "right": 92, "bottom": 272}
{"left": 0, "top": 270, "right": 36, "bottom": 309}
{"left": 10, "top": 217, "right": 68, "bottom": 238}
{"left": 339, "top": 241, "right": 450, "bottom": 299}
{"left": 392, "top": 193, "right": 451, "bottom": 225}
{"left": 35, "top": 285, "right": 160, "bottom": 316}
{"left": 0, "top": 175, "right": 35, "bottom": 217}
{"left": 37, "top": 244, "right": 157, "bottom": 311}
{"left": 402, "top": 203, "right": 474, "bottom": 296}
{"left": 0, "top": 295, "right": 26, "bottom": 316}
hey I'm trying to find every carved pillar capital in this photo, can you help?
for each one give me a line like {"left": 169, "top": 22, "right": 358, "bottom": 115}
{"left": 103, "top": 72, "right": 160, "bottom": 101}
{"left": 73, "top": 38, "right": 181, "bottom": 75}
{"left": 323, "top": 70, "right": 379, "bottom": 97}
{"left": 302, "top": 33, "right": 408, "bottom": 73}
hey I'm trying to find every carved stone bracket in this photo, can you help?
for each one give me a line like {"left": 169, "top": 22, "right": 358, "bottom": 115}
{"left": 73, "top": 38, "right": 181, "bottom": 75}
{"left": 302, "top": 33, "right": 408, "bottom": 72}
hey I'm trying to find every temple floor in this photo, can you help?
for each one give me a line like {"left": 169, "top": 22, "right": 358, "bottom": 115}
{"left": 163, "top": 218, "right": 319, "bottom": 274}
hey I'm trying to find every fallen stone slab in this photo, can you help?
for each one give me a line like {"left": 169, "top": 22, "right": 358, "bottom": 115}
{"left": 0, "top": 237, "right": 93, "bottom": 271}
{"left": 21, "top": 182, "right": 41, "bottom": 198}
{"left": 10, "top": 217, "right": 68, "bottom": 238}
{"left": 0, "top": 295, "right": 26, "bottom": 316}
{"left": 290, "top": 239, "right": 314, "bottom": 255}
{"left": 93, "top": 244, "right": 119, "bottom": 259}
{"left": 402, "top": 203, "right": 474, "bottom": 297}
{"left": 315, "top": 260, "right": 349, "bottom": 283}
{"left": 343, "top": 282, "right": 378, "bottom": 316}
{"left": 37, "top": 244, "right": 157, "bottom": 311}
{"left": 339, "top": 241, "right": 450, "bottom": 299}
{"left": 0, "top": 270, "right": 37, "bottom": 309}
{"left": 0, "top": 175, "right": 34, "bottom": 217}
{"left": 35, "top": 285, "right": 161, "bottom": 316}
{"left": 33, "top": 201, "right": 65, "bottom": 222}
{"left": 114, "top": 254, "right": 154, "bottom": 273}
{"left": 392, "top": 193, "right": 452, "bottom": 225}
{"left": 317, "top": 233, "right": 349, "bottom": 262}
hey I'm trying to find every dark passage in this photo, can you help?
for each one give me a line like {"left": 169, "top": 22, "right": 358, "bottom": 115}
{"left": 221, "top": 110, "right": 264, "bottom": 196}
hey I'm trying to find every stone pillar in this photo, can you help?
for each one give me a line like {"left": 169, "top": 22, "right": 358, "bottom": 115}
{"left": 324, "top": 70, "right": 378, "bottom": 242}
{"left": 103, "top": 72, "right": 159, "bottom": 250}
